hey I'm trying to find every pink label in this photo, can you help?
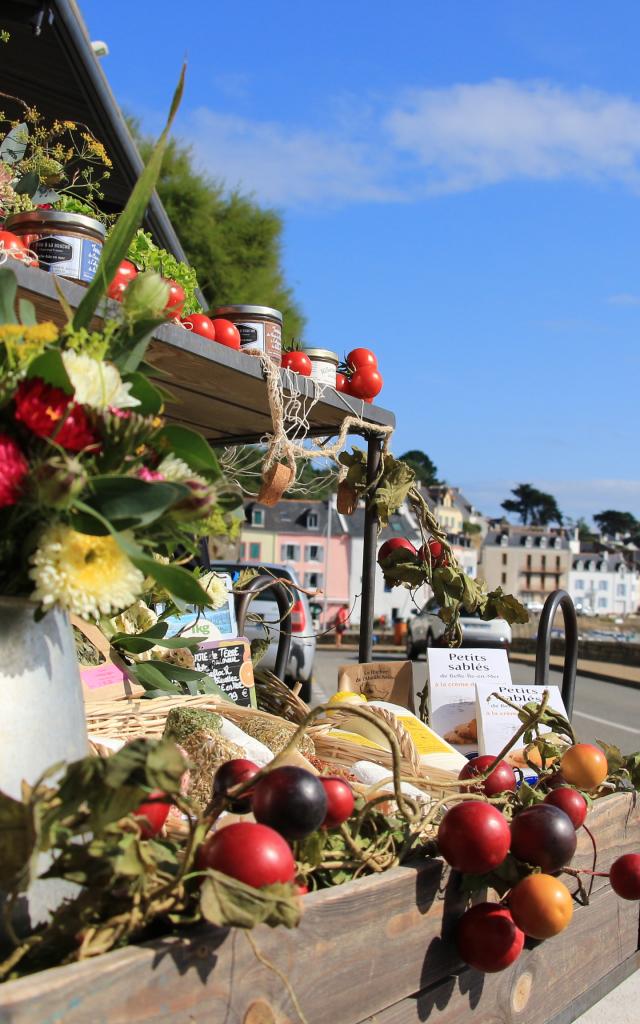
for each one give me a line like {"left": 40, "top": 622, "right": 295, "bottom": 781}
{"left": 81, "top": 664, "right": 127, "bottom": 690}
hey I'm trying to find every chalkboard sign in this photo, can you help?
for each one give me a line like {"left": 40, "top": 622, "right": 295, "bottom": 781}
{"left": 193, "top": 638, "right": 257, "bottom": 708}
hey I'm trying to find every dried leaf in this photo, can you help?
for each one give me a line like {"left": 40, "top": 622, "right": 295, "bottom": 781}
{"left": 200, "top": 871, "right": 301, "bottom": 929}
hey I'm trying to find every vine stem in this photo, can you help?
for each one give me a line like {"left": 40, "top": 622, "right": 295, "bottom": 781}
{"left": 245, "top": 931, "right": 310, "bottom": 1024}
{"left": 483, "top": 689, "right": 551, "bottom": 776}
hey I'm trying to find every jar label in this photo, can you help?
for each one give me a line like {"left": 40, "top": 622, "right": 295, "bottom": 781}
{"left": 237, "top": 319, "right": 281, "bottom": 363}
{"left": 32, "top": 234, "right": 102, "bottom": 283}
{"left": 310, "top": 359, "right": 337, "bottom": 387}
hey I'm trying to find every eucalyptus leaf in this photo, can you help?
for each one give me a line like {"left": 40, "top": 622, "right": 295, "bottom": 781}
{"left": 200, "top": 871, "right": 301, "bottom": 929}
{"left": 13, "top": 170, "right": 40, "bottom": 196}
{"left": 86, "top": 476, "right": 188, "bottom": 528}
{"left": 26, "top": 348, "right": 73, "bottom": 392}
{"left": 157, "top": 424, "right": 221, "bottom": 480}
{"left": 122, "top": 371, "right": 164, "bottom": 415}
{"left": 18, "top": 298, "right": 37, "bottom": 326}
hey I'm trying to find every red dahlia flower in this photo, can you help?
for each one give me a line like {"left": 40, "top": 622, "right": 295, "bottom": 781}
{"left": 14, "top": 379, "right": 98, "bottom": 452}
{"left": 0, "top": 434, "right": 29, "bottom": 508}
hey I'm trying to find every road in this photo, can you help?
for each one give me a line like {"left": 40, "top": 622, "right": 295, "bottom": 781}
{"left": 311, "top": 648, "right": 640, "bottom": 752}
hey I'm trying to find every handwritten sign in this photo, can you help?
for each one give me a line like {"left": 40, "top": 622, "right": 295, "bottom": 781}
{"left": 193, "top": 638, "right": 257, "bottom": 707}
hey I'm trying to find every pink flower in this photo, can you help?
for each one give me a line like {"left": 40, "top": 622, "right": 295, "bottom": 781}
{"left": 108, "top": 406, "right": 132, "bottom": 420}
{"left": 0, "top": 433, "right": 29, "bottom": 508}
{"left": 137, "top": 466, "right": 165, "bottom": 482}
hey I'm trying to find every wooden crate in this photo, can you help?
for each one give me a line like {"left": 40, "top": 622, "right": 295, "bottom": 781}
{"left": 0, "top": 792, "right": 638, "bottom": 1024}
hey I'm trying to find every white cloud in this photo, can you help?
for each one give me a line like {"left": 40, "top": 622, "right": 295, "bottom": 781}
{"left": 184, "top": 108, "right": 402, "bottom": 206}
{"left": 180, "top": 79, "right": 640, "bottom": 206}
{"left": 385, "top": 80, "right": 640, "bottom": 194}
{"left": 607, "top": 293, "right": 640, "bottom": 306}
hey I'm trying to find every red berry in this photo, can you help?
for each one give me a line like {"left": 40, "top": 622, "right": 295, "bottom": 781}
{"left": 196, "top": 822, "right": 296, "bottom": 888}
{"left": 457, "top": 903, "right": 524, "bottom": 973}
{"left": 438, "top": 802, "right": 511, "bottom": 875}
{"left": 543, "top": 787, "right": 588, "bottom": 829}
{"left": 164, "top": 280, "right": 185, "bottom": 318}
{"left": 335, "top": 372, "right": 348, "bottom": 392}
{"left": 213, "top": 758, "right": 260, "bottom": 813}
{"left": 320, "top": 777, "right": 355, "bottom": 829}
{"left": 378, "top": 537, "right": 416, "bottom": 563}
{"left": 459, "top": 756, "right": 517, "bottom": 797}
{"left": 418, "top": 539, "right": 445, "bottom": 564}
{"left": 610, "top": 854, "right": 640, "bottom": 900}
{"left": 133, "top": 790, "right": 171, "bottom": 838}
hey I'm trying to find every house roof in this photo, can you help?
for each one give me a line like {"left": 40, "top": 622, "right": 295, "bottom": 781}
{"left": 485, "top": 528, "right": 570, "bottom": 550}
{"left": 245, "top": 499, "right": 348, "bottom": 538}
{"left": 572, "top": 554, "right": 631, "bottom": 572}
{"left": 3, "top": 0, "right": 190, "bottom": 262}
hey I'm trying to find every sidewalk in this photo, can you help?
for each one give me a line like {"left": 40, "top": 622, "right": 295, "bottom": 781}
{"left": 509, "top": 651, "right": 640, "bottom": 689}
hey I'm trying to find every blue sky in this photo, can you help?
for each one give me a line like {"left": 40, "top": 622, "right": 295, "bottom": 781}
{"left": 81, "top": 0, "right": 640, "bottom": 523}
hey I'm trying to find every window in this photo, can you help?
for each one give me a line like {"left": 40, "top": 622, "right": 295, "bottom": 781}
{"left": 249, "top": 542, "right": 261, "bottom": 560}
{"left": 556, "top": 556, "right": 561, "bottom": 569}
{"left": 239, "top": 542, "right": 246, "bottom": 559}
{"left": 598, "top": 580, "right": 608, "bottom": 591}
{"left": 304, "top": 572, "right": 323, "bottom": 589}
{"left": 306, "top": 511, "right": 319, "bottom": 529}
{"left": 502, "top": 553, "right": 507, "bottom": 566}
{"left": 598, "top": 597, "right": 607, "bottom": 609}
{"left": 384, "top": 581, "right": 393, "bottom": 593}
{"left": 553, "top": 537, "right": 561, "bottom": 550}
{"left": 526, "top": 554, "right": 532, "bottom": 568}
{"left": 617, "top": 584, "right": 626, "bottom": 596}
{"left": 251, "top": 508, "right": 264, "bottom": 527}
{"left": 281, "top": 544, "right": 300, "bottom": 562}
{"left": 575, "top": 580, "right": 584, "bottom": 591}
{"left": 500, "top": 534, "right": 508, "bottom": 547}
{"left": 539, "top": 537, "right": 548, "bottom": 549}
{"left": 541, "top": 555, "right": 546, "bottom": 570}
{"left": 525, "top": 536, "right": 533, "bottom": 548}
{"left": 305, "top": 544, "right": 323, "bottom": 562}
{"left": 501, "top": 572, "right": 507, "bottom": 584}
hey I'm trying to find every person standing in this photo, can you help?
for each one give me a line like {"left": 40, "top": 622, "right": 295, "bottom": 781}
{"left": 334, "top": 604, "right": 349, "bottom": 647}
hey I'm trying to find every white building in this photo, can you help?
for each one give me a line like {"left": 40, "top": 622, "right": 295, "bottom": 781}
{"left": 568, "top": 554, "right": 638, "bottom": 615}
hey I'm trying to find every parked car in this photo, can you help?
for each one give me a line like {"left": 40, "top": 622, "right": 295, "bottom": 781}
{"left": 209, "top": 562, "right": 316, "bottom": 703}
{"left": 406, "top": 598, "right": 512, "bottom": 659}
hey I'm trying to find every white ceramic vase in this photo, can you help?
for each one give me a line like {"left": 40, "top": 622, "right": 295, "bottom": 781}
{"left": 0, "top": 598, "right": 89, "bottom": 930}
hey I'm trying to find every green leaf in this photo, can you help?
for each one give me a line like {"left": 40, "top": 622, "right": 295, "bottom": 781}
{"left": 200, "top": 871, "right": 301, "bottom": 929}
{"left": 133, "top": 663, "right": 182, "bottom": 693}
{"left": 86, "top": 476, "right": 188, "bottom": 528}
{"left": 18, "top": 298, "right": 37, "bottom": 326}
{"left": 114, "top": 318, "right": 166, "bottom": 374}
{"left": 72, "top": 65, "right": 186, "bottom": 331}
{"left": 157, "top": 424, "right": 221, "bottom": 480}
{"left": 0, "top": 267, "right": 18, "bottom": 324}
{"left": 0, "top": 790, "right": 36, "bottom": 890}
{"left": 123, "top": 372, "right": 165, "bottom": 415}
{"left": 14, "top": 170, "right": 40, "bottom": 196}
{"left": 26, "top": 349, "right": 73, "bottom": 392}
{"left": 0, "top": 123, "right": 28, "bottom": 164}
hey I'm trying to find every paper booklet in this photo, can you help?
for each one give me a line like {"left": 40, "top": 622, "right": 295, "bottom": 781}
{"left": 475, "top": 682, "right": 569, "bottom": 768}
{"left": 426, "top": 648, "right": 512, "bottom": 754}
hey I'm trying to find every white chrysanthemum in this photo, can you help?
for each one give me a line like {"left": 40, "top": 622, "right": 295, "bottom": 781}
{"left": 30, "top": 524, "right": 145, "bottom": 619}
{"left": 62, "top": 350, "right": 140, "bottom": 410}
{"left": 198, "top": 571, "right": 229, "bottom": 610}
{"left": 110, "top": 600, "right": 157, "bottom": 636}
{"left": 158, "top": 454, "right": 207, "bottom": 487}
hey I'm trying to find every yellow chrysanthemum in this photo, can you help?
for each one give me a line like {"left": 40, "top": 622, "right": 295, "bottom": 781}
{"left": 30, "top": 525, "right": 144, "bottom": 619}
{"left": 0, "top": 325, "right": 23, "bottom": 342}
{"left": 23, "top": 322, "right": 58, "bottom": 344}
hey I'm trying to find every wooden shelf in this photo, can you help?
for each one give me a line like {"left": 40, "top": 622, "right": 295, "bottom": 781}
{"left": 14, "top": 264, "right": 395, "bottom": 446}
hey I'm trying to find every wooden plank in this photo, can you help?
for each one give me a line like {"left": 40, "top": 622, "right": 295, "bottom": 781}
{"left": 13, "top": 264, "right": 395, "bottom": 444}
{"left": 359, "top": 896, "right": 640, "bottom": 1024}
{"left": 0, "top": 793, "right": 637, "bottom": 1024}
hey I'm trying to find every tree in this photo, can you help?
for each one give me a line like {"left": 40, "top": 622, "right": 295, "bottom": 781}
{"left": 135, "top": 132, "right": 305, "bottom": 338}
{"left": 399, "top": 450, "right": 439, "bottom": 487}
{"left": 593, "top": 510, "right": 638, "bottom": 539}
{"left": 501, "top": 484, "right": 563, "bottom": 526}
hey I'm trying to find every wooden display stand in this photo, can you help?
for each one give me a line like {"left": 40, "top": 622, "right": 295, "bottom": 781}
{"left": 1, "top": 793, "right": 637, "bottom": 1023}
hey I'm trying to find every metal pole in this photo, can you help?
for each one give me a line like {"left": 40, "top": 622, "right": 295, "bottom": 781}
{"left": 359, "top": 434, "right": 383, "bottom": 663}
{"left": 322, "top": 495, "right": 332, "bottom": 629}
{"left": 534, "top": 589, "right": 578, "bottom": 719}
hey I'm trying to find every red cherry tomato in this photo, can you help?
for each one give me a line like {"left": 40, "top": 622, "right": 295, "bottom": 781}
{"left": 196, "top": 822, "right": 296, "bottom": 888}
{"left": 459, "top": 756, "right": 517, "bottom": 797}
{"left": 211, "top": 318, "right": 241, "bottom": 349}
{"left": 335, "top": 372, "right": 348, "bottom": 392}
{"left": 348, "top": 366, "right": 383, "bottom": 400}
{"left": 437, "top": 802, "right": 511, "bottom": 875}
{"left": 180, "top": 313, "right": 216, "bottom": 341}
{"left": 457, "top": 903, "right": 524, "bottom": 973}
{"left": 116, "top": 259, "right": 138, "bottom": 281}
{"left": 347, "top": 348, "right": 377, "bottom": 370}
{"left": 418, "top": 539, "right": 445, "bottom": 563}
{"left": 610, "top": 853, "right": 640, "bottom": 900}
{"left": 107, "top": 278, "right": 129, "bottom": 302}
{"left": 320, "top": 777, "right": 355, "bottom": 829}
{"left": 378, "top": 537, "right": 417, "bottom": 562}
{"left": 510, "top": 804, "right": 577, "bottom": 872}
{"left": 543, "top": 787, "right": 588, "bottom": 829}
{"left": 281, "top": 351, "right": 312, "bottom": 376}
{"left": 163, "top": 279, "right": 186, "bottom": 319}
{"left": 133, "top": 790, "right": 171, "bottom": 839}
